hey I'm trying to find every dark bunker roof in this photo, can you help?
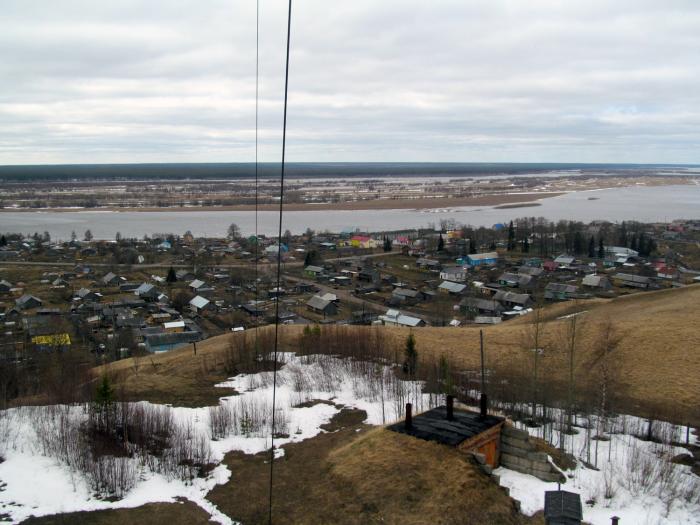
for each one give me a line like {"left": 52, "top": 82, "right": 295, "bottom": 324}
{"left": 388, "top": 406, "right": 504, "bottom": 446}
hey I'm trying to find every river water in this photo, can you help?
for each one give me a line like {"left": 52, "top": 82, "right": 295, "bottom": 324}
{"left": 1, "top": 184, "right": 698, "bottom": 240}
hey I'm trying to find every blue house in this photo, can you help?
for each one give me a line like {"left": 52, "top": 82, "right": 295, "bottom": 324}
{"left": 467, "top": 252, "right": 499, "bottom": 266}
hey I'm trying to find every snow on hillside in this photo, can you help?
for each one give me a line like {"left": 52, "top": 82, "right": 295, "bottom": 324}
{"left": 0, "top": 353, "right": 432, "bottom": 523}
{"left": 496, "top": 413, "right": 700, "bottom": 525}
{"left": 0, "top": 352, "right": 697, "bottom": 524}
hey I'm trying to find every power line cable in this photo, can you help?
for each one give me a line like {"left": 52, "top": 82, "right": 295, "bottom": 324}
{"left": 268, "top": 0, "right": 293, "bottom": 523}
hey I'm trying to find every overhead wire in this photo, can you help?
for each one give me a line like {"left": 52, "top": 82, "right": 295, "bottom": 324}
{"left": 268, "top": 0, "right": 293, "bottom": 523}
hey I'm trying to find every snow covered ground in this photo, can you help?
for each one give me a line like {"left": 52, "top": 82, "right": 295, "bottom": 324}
{"left": 0, "top": 353, "right": 433, "bottom": 523}
{"left": 495, "top": 413, "right": 700, "bottom": 525}
{"left": 0, "top": 352, "right": 697, "bottom": 524}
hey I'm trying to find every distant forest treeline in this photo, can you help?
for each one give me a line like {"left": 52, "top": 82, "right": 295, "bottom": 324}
{"left": 0, "top": 162, "right": 693, "bottom": 182}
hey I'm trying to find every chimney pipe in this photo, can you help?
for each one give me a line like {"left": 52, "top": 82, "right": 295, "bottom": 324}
{"left": 611, "top": 517, "right": 620, "bottom": 525}
{"left": 405, "top": 403, "right": 413, "bottom": 430}
{"left": 446, "top": 395, "right": 454, "bottom": 420}
{"left": 479, "top": 393, "right": 488, "bottom": 419}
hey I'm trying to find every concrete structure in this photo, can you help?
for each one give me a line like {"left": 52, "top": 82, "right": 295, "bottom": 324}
{"left": 499, "top": 425, "right": 565, "bottom": 483}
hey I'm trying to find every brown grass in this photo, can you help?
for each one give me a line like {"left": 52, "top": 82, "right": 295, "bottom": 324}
{"left": 96, "top": 326, "right": 296, "bottom": 407}
{"left": 21, "top": 500, "right": 214, "bottom": 525}
{"left": 207, "top": 408, "right": 528, "bottom": 525}
{"left": 100, "top": 285, "right": 700, "bottom": 422}
{"left": 381, "top": 284, "right": 700, "bottom": 424}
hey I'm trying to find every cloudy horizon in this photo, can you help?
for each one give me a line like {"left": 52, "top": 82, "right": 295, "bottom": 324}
{"left": 1, "top": 0, "right": 700, "bottom": 165}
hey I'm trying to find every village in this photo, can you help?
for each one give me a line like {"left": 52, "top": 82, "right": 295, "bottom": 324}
{"left": 1, "top": 217, "right": 699, "bottom": 381}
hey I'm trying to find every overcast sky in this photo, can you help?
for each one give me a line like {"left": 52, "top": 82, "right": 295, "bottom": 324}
{"left": 1, "top": 0, "right": 700, "bottom": 165}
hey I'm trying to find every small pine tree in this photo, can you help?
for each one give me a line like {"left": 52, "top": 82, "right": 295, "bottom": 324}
{"left": 598, "top": 237, "right": 605, "bottom": 259}
{"left": 84, "top": 229, "right": 93, "bottom": 241}
{"left": 383, "top": 236, "right": 392, "bottom": 252}
{"left": 403, "top": 333, "right": 418, "bottom": 376}
{"left": 618, "top": 222, "right": 628, "bottom": 247}
{"left": 0, "top": 235, "right": 6, "bottom": 247}
{"left": 507, "top": 221, "right": 515, "bottom": 251}
{"left": 95, "top": 375, "right": 114, "bottom": 405}
{"left": 438, "top": 354, "right": 454, "bottom": 395}
{"left": 304, "top": 250, "right": 320, "bottom": 266}
{"left": 588, "top": 236, "right": 595, "bottom": 258}
{"left": 573, "top": 231, "right": 584, "bottom": 255}
{"left": 437, "top": 234, "right": 444, "bottom": 252}
{"left": 166, "top": 266, "right": 177, "bottom": 283}
{"left": 522, "top": 236, "right": 530, "bottom": 253}
{"left": 630, "top": 233, "right": 638, "bottom": 252}
{"left": 469, "top": 239, "right": 477, "bottom": 254}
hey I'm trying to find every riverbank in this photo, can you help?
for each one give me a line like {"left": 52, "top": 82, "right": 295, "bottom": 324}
{"left": 0, "top": 192, "right": 564, "bottom": 213}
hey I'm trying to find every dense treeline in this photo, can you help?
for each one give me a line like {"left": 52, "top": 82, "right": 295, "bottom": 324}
{"left": 0, "top": 162, "right": 685, "bottom": 182}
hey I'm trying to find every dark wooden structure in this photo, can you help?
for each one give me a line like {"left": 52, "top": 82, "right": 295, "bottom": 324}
{"left": 543, "top": 490, "right": 583, "bottom": 525}
{"left": 388, "top": 404, "right": 504, "bottom": 467}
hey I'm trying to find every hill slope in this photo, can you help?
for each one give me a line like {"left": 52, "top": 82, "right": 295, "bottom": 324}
{"left": 100, "top": 285, "right": 700, "bottom": 424}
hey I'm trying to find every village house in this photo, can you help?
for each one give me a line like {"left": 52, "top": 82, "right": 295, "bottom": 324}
{"left": 612, "top": 272, "right": 652, "bottom": 289}
{"left": 358, "top": 267, "right": 379, "bottom": 283}
{"left": 75, "top": 288, "right": 102, "bottom": 302}
{"left": 581, "top": 274, "right": 612, "bottom": 290}
{"left": 460, "top": 297, "right": 504, "bottom": 317}
{"left": 15, "top": 294, "right": 42, "bottom": 310}
{"left": 189, "top": 279, "right": 215, "bottom": 294}
{"left": 415, "top": 258, "right": 441, "bottom": 271}
{"left": 163, "top": 320, "right": 185, "bottom": 333}
{"left": 438, "top": 281, "right": 467, "bottom": 296}
{"left": 135, "top": 283, "right": 161, "bottom": 301}
{"left": 497, "top": 272, "right": 534, "bottom": 289}
{"left": 306, "top": 295, "right": 338, "bottom": 317}
{"left": 517, "top": 265, "right": 544, "bottom": 278}
{"left": 0, "top": 280, "right": 13, "bottom": 293}
{"left": 378, "top": 309, "right": 425, "bottom": 327}
{"left": 101, "top": 272, "right": 122, "bottom": 286}
{"left": 304, "top": 265, "right": 325, "bottom": 278}
{"left": 493, "top": 290, "right": 533, "bottom": 309}
{"left": 349, "top": 235, "right": 377, "bottom": 249}
{"left": 544, "top": 283, "right": 579, "bottom": 301}
{"left": 189, "top": 295, "right": 213, "bottom": 313}
{"left": 391, "top": 287, "right": 423, "bottom": 306}
{"left": 553, "top": 254, "right": 576, "bottom": 268}
{"left": 440, "top": 266, "right": 468, "bottom": 282}
{"left": 467, "top": 252, "right": 498, "bottom": 267}
{"left": 175, "top": 269, "right": 196, "bottom": 281}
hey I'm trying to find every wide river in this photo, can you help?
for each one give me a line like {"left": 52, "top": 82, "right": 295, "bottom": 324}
{"left": 1, "top": 184, "right": 698, "bottom": 240}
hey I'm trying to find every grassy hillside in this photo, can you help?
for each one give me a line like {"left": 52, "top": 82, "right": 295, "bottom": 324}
{"left": 207, "top": 412, "right": 530, "bottom": 525}
{"left": 383, "top": 284, "right": 700, "bottom": 424}
{"left": 99, "top": 285, "right": 700, "bottom": 424}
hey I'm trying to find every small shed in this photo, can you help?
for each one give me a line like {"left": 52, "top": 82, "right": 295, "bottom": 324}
{"left": 544, "top": 490, "right": 583, "bottom": 525}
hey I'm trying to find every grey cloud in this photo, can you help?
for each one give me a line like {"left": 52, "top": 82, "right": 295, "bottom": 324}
{"left": 1, "top": 0, "right": 699, "bottom": 164}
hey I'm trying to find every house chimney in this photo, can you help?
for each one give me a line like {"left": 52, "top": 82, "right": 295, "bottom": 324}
{"left": 405, "top": 403, "right": 413, "bottom": 430}
{"left": 446, "top": 395, "right": 454, "bottom": 420}
{"left": 479, "top": 393, "right": 488, "bottom": 419}
{"left": 611, "top": 517, "right": 620, "bottom": 525}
